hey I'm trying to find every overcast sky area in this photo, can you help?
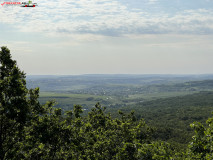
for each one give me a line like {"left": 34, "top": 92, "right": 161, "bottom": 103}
{"left": 0, "top": 0, "right": 213, "bottom": 75}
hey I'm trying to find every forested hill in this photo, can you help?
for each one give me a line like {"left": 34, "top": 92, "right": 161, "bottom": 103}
{"left": 137, "top": 91, "right": 213, "bottom": 108}
{"left": 119, "top": 91, "right": 213, "bottom": 149}
{"left": 1, "top": 46, "right": 213, "bottom": 159}
{"left": 27, "top": 74, "right": 213, "bottom": 150}
{"left": 150, "top": 80, "right": 213, "bottom": 92}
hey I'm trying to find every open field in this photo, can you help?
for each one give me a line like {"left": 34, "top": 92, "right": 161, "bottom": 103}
{"left": 28, "top": 74, "right": 213, "bottom": 149}
{"left": 29, "top": 74, "right": 213, "bottom": 110}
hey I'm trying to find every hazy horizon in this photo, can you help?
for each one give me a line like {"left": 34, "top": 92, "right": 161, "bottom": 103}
{"left": 26, "top": 74, "right": 213, "bottom": 77}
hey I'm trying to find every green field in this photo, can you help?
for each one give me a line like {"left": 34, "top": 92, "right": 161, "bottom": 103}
{"left": 29, "top": 75, "right": 213, "bottom": 149}
{"left": 39, "top": 92, "right": 123, "bottom": 111}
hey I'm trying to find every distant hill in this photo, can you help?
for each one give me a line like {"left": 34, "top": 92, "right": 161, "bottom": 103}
{"left": 27, "top": 74, "right": 213, "bottom": 94}
{"left": 27, "top": 75, "right": 213, "bottom": 149}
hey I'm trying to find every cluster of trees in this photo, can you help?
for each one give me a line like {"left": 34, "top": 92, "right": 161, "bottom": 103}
{"left": 0, "top": 46, "right": 213, "bottom": 159}
{"left": 124, "top": 92, "right": 213, "bottom": 149}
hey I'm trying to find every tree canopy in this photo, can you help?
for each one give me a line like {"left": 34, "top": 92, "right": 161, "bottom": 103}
{"left": 0, "top": 46, "right": 213, "bottom": 159}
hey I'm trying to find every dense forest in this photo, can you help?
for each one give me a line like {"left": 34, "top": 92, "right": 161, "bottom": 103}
{"left": 30, "top": 73, "right": 213, "bottom": 151}
{"left": 1, "top": 46, "right": 213, "bottom": 159}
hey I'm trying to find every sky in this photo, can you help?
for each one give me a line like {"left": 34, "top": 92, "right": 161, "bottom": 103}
{"left": 0, "top": 0, "right": 213, "bottom": 75}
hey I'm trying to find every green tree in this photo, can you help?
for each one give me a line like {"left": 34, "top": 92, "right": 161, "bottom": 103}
{"left": 187, "top": 115, "right": 213, "bottom": 159}
{"left": 6, "top": 46, "right": 213, "bottom": 160}
{"left": 0, "top": 46, "right": 46, "bottom": 159}
{"left": 0, "top": 46, "right": 29, "bottom": 159}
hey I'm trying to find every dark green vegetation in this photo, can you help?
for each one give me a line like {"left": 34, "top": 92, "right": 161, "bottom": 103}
{"left": 1, "top": 46, "right": 213, "bottom": 159}
{"left": 124, "top": 92, "right": 213, "bottom": 149}
{"left": 28, "top": 72, "right": 213, "bottom": 149}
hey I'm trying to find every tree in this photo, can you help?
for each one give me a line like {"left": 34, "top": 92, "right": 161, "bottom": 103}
{"left": 3, "top": 46, "right": 213, "bottom": 159}
{"left": 0, "top": 46, "right": 45, "bottom": 159}
{"left": 0, "top": 46, "right": 176, "bottom": 159}
{"left": 187, "top": 115, "right": 213, "bottom": 159}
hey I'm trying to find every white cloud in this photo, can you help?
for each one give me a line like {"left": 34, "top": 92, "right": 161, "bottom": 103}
{"left": 0, "top": 0, "right": 213, "bottom": 39}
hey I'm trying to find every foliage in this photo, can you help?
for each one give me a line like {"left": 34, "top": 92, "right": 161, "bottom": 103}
{"left": 0, "top": 46, "right": 44, "bottom": 159}
{"left": 1, "top": 46, "right": 213, "bottom": 159}
{"left": 186, "top": 116, "right": 213, "bottom": 159}
{"left": 123, "top": 92, "right": 213, "bottom": 149}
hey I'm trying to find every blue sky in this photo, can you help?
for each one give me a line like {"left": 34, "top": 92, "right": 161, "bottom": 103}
{"left": 0, "top": 0, "right": 213, "bottom": 75}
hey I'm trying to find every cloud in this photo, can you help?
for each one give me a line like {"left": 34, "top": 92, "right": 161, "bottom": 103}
{"left": 148, "top": 0, "right": 158, "bottom": 4}
{"left": 0, "top": 0, "right": 213, "bottom": 38}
